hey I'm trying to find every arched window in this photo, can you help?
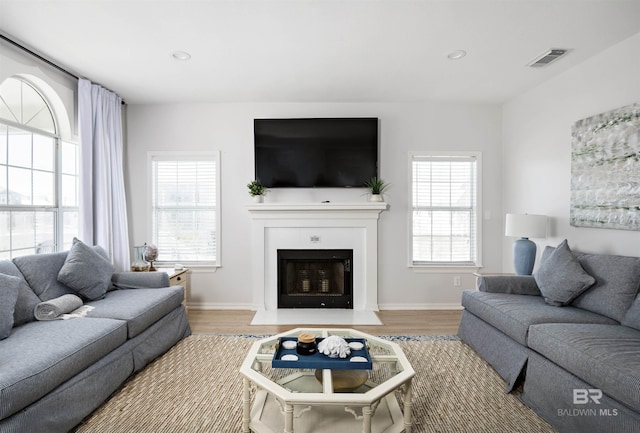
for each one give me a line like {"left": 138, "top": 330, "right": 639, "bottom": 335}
{"left": 0, "top": 77, "right": 78, "bottom": 258}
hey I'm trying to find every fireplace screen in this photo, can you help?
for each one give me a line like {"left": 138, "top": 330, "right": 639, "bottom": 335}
{"left": 278, "top": 249, "right": 353, "bottom": 309}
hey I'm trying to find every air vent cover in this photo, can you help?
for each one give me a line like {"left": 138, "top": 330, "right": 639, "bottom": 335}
{"left": 527, "top": 48, "right": 570, "bottom": 67}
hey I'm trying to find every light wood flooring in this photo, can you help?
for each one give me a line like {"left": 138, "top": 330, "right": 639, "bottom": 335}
{"left": 187, "top": 309, "right": 462, "bottom": 335}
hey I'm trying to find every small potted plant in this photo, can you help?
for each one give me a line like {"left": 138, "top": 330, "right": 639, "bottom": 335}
{"left": 364, "top": 177, "right": 388, "bottom": 202}
{"left": 247, "top": 180, "right": 267, "bottom": 203}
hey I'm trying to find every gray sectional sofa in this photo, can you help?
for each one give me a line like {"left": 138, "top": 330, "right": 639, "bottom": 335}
{"left": 0, "top": 240, "right": 191, "bottom": 433}
{"left": 458, "top": 240, "right": 640, "bottom": 433}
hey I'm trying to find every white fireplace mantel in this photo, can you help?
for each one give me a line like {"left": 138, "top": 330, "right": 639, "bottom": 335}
{"left": 248, "top": 202, "right": 388, "bottom": 313}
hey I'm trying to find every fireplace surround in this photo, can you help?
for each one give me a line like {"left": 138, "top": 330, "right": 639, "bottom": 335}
{"left": 248, "top": 202, "right": 387, "bottom": 321}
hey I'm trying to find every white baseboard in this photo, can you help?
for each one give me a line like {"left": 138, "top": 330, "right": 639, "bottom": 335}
{"left": 378, "top": 303, "right": 463, "bottom": 310}
{"left": 189, "top": 303, "right": 463, "bottom": 311}
{"left": 187, "top": 303, "right": 255, "bottom": 310}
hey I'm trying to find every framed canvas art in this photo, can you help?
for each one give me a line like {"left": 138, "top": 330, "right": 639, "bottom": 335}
{"left": 571, "top": 102, "right": 640, "bottom": 230}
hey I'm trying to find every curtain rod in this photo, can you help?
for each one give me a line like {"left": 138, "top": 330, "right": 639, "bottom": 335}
{"left": 1, "top": 33, "right": 79, "bottom": 80}
{"left": 0, "top": 33, "right": 126, "bottom": 104}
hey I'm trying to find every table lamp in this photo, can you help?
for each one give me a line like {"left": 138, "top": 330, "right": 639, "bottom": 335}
{"left": 505, "top": 213, "right": 548, "bottom": 275}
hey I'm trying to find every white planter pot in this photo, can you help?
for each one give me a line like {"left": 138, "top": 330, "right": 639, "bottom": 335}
{"left": 368, "top": 194, "right": 383, "bottom": 202}
{"left": 252, "top": 195, "right": 264, "bottom": 203}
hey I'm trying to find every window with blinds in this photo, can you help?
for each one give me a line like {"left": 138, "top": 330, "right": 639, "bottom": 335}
{"left": 410, "top": 153, "right": 480, "bottom": 267}
{"left": 151, "top": 152, "right": 220, "bottom": 265}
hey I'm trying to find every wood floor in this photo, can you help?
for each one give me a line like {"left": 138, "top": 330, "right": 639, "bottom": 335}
{"left": 187, "top": 309, "right": 462, "bottom": 335}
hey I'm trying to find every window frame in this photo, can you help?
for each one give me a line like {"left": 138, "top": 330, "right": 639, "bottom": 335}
{"left": 0, "top": 77, "right": 79, "bottom": 258}
{"left": 408, "top": 151, "right": 482, "bottom": 272}
{"left": 147, "top": 150, "right": 221, "bottom": 268}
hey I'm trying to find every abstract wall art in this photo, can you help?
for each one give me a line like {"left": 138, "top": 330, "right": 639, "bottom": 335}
{"left": 571, "top": 102, "right": 640, "bottom": 230}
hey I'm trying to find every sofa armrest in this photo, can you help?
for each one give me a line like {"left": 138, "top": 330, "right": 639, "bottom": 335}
{"left": 111, "top": 272, "right": 170, "bottom": 289}
{"left": 477, "top": 275, "right": 541, "bottom": 296}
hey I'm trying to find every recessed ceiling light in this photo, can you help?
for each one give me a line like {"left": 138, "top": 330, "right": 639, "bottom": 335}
{"left": 447, "top": 50, "right": 467, "bottom": 60}
{"left": 171, "top": 51, "right": 191, "bottom": 61}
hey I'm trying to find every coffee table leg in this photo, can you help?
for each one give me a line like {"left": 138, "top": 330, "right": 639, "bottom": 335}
{"left": 362, "top": 406, "right": 373, "bottom": 433}
{"left": 284, "top": 403, "right": 294, "bottom": 433}
{"left": 242, "top": 378, "right": 251, "bottom": 433}
{"left": 403, "top": 379, "right": 413, "bottom": 433}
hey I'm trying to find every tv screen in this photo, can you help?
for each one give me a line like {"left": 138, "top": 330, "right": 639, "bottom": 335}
{"left": 254, "top": 117, "right": 378, "bottom": 188}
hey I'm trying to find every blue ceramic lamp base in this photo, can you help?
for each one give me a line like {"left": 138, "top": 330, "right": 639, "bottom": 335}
{"left": 513, "top": 237, "right": 537, "bottom": 275}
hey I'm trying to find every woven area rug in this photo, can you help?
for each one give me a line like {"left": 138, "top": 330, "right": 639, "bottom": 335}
{"left": 74, "top": 335, "right": 557, "bottom": 433}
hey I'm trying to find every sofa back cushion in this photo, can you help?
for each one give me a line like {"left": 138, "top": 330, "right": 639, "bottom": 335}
{"left": 539, "top": 245, "right": 640, "bottom": 322}
{"left": 572, "top": 252, "right": 640, "bottom": 322}
{"left": 12, "top": 252, "right": 75, "bottom": 301}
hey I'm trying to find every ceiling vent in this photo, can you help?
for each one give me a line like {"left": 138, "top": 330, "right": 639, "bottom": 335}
{"left": 527, "top": 48, "right": 570, "bottom": 67}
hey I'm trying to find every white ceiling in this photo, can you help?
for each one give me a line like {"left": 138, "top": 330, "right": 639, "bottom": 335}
{"left": 1, "top": 0, "right": 639, "bottom": 105}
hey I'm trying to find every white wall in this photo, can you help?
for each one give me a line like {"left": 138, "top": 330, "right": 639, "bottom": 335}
{"left": 126, "top": 102, "right": 503, "bottom": 309}
{"left": 502, "top": 32, "right": 640, "bottom": 270}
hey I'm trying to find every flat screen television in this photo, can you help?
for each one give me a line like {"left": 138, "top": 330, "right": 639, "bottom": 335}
{"left": 254, "top": 117, "right": 378, "bottom": 188}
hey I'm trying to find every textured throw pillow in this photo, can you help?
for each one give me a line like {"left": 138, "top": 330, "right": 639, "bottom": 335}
{"left": 622, "top": 295, "right": 640, "bottom": 331}
{"left": 12, "top": 276, "right": 40, "bottom": 326}
{"left": 534, "top": 239, "right": 595, "bottom": 306}
{"left": 57, "top": 238, "right": 115, "bottom": 300}
{"left": 0, "top": 274, "right": 21, "bottom": 339}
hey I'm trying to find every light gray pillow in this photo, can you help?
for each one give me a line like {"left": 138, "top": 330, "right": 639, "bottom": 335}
{"left": 622, "top": 295, "right": 640, "bottom": 331}
{"left": 57, "top": 238, "right": 115, "bottom": 300}
{"left": 534, "top": 239, "right": 595, "bottom": 306}
{"left": 12, "top": 276, "right": 40, "bottom": 326}
{"left": 0, "top": 274, "right": 21, "bottom": 339}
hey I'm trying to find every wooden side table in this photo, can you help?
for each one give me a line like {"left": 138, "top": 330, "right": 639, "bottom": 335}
{"left": 158, "top": 267, "right": 190, "bottom": 310}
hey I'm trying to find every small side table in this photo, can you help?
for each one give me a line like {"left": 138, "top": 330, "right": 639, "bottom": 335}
{"left": 158, "top": 267, "right": 190, "bottom": 311}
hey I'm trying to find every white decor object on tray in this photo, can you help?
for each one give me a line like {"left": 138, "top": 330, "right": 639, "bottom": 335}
{"left": 348, "top": 341, "right": 364, "bottom": 351}
{"left": 281, "top": 340, "right": 297, "bottom": 350}
{"left": 317, "top": 335, "right": 351, "bottom": 358}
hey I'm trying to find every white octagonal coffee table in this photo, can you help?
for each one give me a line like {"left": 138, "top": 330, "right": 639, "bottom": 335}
{"left": 240, "top": 328, "right": 415, "bottom": 433}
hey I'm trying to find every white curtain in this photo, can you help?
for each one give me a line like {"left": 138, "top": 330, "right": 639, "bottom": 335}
{"left": 78, "top": 78, "right": 130, "bottom": 271}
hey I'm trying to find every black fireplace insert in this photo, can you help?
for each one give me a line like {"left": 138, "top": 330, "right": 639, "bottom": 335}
{"left": 277, "top": 249, "right": 353, "bottom": 309}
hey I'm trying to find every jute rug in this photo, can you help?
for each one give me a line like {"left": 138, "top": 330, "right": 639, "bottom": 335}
{"left": 74, "top": 335, "right": 557, "bottom": 433}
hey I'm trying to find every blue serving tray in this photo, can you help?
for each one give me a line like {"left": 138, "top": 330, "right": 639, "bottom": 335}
{"left": 272, "top": 337, "right": 372, "bottom": 370}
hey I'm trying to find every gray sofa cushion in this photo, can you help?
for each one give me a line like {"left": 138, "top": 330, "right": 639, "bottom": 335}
{"left": 461, "top": 290, "right": 617, "bottom": 345}
{"left": 111, "top": 271, "right": 170, "bottom": 290}
{"left": 534, "top": 239, "right": 595, "bottom": 306}
{"left": 539, "top": 245, "right": 640, "bottom": 321}
{"left": 86, "top": 286, "right": 184, "bottom": 338}
{"left": 622, "top": 295, "right": 640, "bottom": 331}
{"left": 0, "top": 260, "right": 40, "bottom": 327}
{"left": 12, "top": 278, "right": 40, "bottom": 327}
{"left": 0, "top": 317, "right": 127, "bottom": 419}
{"left": 528, "top": 323, "right": 640, "bottom": 412}
{"left": 572, "top": 252, "right": 640, "bottom": 322}
{"left": 0, "top": 275, "right": 20, "bottom": 339}
{"left": 57, "top": 238, "right": 115, "bottom": 300}
{"left": 477, "top": 275, "right": 541, "bottom": 295}
{"left": 12, "top": 252, "right": 74, "bottom": 301}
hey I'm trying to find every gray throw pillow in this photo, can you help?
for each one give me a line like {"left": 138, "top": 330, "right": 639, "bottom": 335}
{"left": 622, "top": 295, "right": 640, "bottom": 331}
{"left": 13, "top": 276, "right": 40, "bottom": 326}
{"left": 57, "top": 238, "right": 115, "bottom": 300}
{"left": 534, "top": 239, "right": 595, "bottom": 306}
{"left": 0, "top": 274, "right": 21, "bottom": 339}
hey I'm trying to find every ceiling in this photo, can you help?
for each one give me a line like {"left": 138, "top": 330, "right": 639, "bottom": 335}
{"left": 1, "top": 0, "right": 639, "bottom": 105}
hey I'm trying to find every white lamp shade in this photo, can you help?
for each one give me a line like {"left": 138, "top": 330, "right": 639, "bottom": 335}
{"left": 505, "top": 213, "right": 548, "bottom": 239}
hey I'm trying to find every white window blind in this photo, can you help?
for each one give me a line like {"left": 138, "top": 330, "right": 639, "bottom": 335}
{"left": 151, "top": 153, "right": 219, "bottom": 265}
{"left": 410, "top": 154, "right": 479, "bottom": 266}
